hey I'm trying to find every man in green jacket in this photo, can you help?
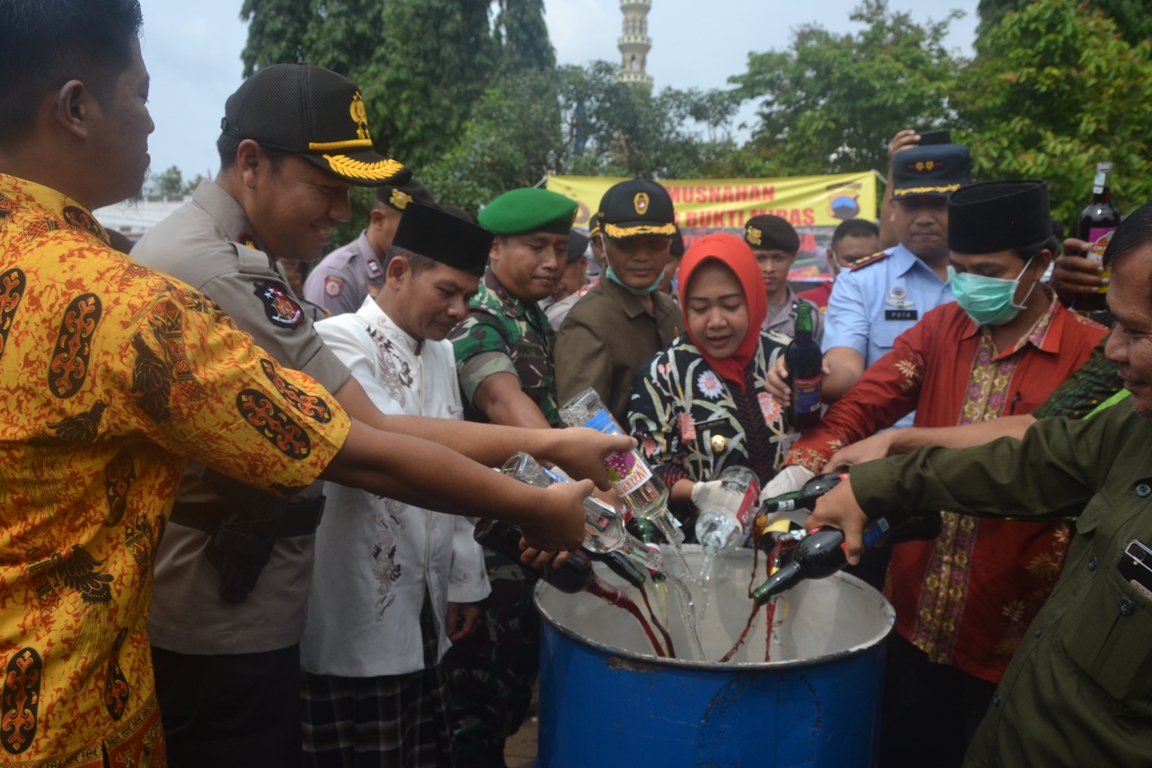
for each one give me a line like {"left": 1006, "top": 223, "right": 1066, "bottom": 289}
{"left": 809, "top": 201, "right": 1152, "bottom": 768}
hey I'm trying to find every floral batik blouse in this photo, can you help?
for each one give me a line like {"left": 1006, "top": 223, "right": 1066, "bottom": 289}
{"left": 628, "top": 331, "right": 796, "bottom": 496}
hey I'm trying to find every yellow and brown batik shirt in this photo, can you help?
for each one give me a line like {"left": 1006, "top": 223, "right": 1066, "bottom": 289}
{"left": 0, "top": 174, "right": 350, "bottom": 767}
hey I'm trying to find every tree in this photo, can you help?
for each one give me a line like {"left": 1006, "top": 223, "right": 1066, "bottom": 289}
{"left": 423, "top": 61, "right": 740, "bottom": 214}
{"left": 977, "top": 0, "right": 1152, "bottom": 47}
{"left": 423, "top": 69, "right": 563, "bottom": 215}
{"left": 240, "top": 0, "right": 311, "bottom": 75}
{"left": 724, "top": 0, "right": 962, "bottom": 178}
{"left": 151, "top": 166, "right": 185, "bottom": 199}
{"left": 957, "top": 0, "right": 1152, "bottom": 221}
{"left": 493, "top": 0, "right": 556, "bottom": 73}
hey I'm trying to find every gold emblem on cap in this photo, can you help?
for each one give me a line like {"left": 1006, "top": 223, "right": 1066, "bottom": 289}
{"left": 746, "top": 226, "right": 762, "bottom": 246}
{"left": 634, "top": 192, "right": 650, "bottom": 215}
{"left": 711, "top": 435, "right": 729, "bottom": 454}
{"left": 350, "top": 92, "right": 371, "bottom": 141}
{"left": 390, "top": 189, "right": 413, "bottom": 210}
{"left": 322, "top": 154, "right": 405, "bottom": 181}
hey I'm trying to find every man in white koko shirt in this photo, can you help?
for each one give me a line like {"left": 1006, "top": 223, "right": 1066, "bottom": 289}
{"left": 301, "top": 201, "right": 497, "bottom": 767}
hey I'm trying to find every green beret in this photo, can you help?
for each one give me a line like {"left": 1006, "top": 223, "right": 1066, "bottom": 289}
{"left": 478, "top": 188, "right": 578, "bottom": 235}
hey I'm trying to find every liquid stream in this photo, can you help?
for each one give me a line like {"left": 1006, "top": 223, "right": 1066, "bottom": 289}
{"left": 587, "top": 575, "right": 667, "bottom": 658}
{"left": 720, "top": 530, "right": 796, "bottom": 663}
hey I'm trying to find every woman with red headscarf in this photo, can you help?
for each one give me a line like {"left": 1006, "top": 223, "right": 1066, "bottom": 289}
{"left": 628, "top": 233, "right": 800, "bottom": 530}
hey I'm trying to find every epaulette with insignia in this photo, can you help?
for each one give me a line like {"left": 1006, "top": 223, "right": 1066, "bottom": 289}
{"left": 849, "top": 251, "right": 889, "bottom": 271}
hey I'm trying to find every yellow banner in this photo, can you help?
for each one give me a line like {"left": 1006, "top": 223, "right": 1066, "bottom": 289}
{"left": 547, "top": 172, "right": 876, "bottom": 231}
{"left": 546, "top": 172, "right": 877, "bottom": 281}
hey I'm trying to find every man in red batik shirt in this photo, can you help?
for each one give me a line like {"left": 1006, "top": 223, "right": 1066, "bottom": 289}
{"left": 780, "top": 181, "right": 1108, "bottom": 768}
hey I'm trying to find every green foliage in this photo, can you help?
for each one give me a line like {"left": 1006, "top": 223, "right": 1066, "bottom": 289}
{"left": 423, "top": 69, "right": 562, "bottom": 216}
{"left": 240, "top": 0, "right": 311, "bottom": 75}
{"left": 423, "top": 62, "right": 740, "bottom": 214}
{"left": 977, "top": 0, "right": 1152, "bottom": 47}
{"left": 151, "top": 166, "right": 185, "bottom": 199}
{"left": 726, "top": 0, "right": 962, "bottom": 177}
{"left": 493, "top": 0, "right": 556, "bottom": 73}
{"left": 957, "top": 0, "right": 1152, "bottom": 222}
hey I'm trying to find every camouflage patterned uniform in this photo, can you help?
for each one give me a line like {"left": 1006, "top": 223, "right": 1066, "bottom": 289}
{"left": 449, "top": 270, "right": 559, "bottom": 427}
{"left": 444, "top": 269, "right": 557, "bottom": 766}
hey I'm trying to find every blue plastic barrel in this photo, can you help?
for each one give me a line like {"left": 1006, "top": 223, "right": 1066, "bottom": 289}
{"left": 534, "top": 545, "right": 894, "bottom": 768}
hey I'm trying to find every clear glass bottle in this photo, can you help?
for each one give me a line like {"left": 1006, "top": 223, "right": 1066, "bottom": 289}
{"left": 558, "top": 388, "right": 684, "bottom": 545}
{"left": 500, "top": 452, "right": 663, "bottom": 572}
{"left": 694, "top": 465, "right": 761, "bottom": 555}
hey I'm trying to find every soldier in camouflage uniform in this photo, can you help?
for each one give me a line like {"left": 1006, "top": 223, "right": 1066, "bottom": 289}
{"left": 444, "top": 188, "right": 578, "bottom": 767}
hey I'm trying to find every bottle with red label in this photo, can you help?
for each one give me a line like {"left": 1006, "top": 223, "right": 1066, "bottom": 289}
{"left": 1073, "top": 162, "right": 1121, "bottom": 314}
{"left": 785, "top": 302, "right": 823, "bottom": 430}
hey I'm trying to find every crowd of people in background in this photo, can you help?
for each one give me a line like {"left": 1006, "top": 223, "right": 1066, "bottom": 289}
{"left": 1, "top": 3, "right": 1149, "bottom": 768}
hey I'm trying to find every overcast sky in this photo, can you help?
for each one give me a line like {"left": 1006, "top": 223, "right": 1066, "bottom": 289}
{"left": 137, "top": 0, "right": 979, "bottom": 182}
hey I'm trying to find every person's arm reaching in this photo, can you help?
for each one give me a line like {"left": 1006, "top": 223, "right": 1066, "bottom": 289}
{"left": 333, "top": 374, "right": 620, "bottom": 489}
{"left": 321, "top": 419, "right": 611, "bottom": 552}
{"left": 471, "top": 373, "right": 553, "bottom": 430}
{"left": 878, "top": 129, "right": 920, "bottom": 249}
{"left": 824, "top": 415, "right": 1037, "bottom": 470}
{"left": 807, "top": 408, "right": 1124, "bottom": 561}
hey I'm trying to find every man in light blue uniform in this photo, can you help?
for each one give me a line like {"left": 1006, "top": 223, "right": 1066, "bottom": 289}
{"left": 820, "top": 143, "right": 971, "bottom": 428}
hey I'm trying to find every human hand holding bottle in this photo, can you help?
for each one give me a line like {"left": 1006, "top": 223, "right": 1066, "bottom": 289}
{"left": 1051, "top": 237, "right": 1107, "bottom": 303}
{"left": 803, "top": 477, "right": 870, "bottom": 564}
{"left": 541, "top": 427, "right": 638, "bottom": 491}
{"left": 519, "top": 479, "right": 597, "bottom": 553}
{"left": 766, "top": 356, "right": 832, "bottom": 409}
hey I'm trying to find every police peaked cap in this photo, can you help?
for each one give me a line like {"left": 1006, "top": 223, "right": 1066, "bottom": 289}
{"left": 393, "top": 201, "right": 494, "bottom": 277}
{"left": 598, "top": 178, "right": 676, "bottom": 238}
{"left": 891, "top": 144, "right": 972, "bottom": 199}
{"left": 948, "top": 181, "right": 1053, "bottom": 255}
{"left": 221, "top": 64, "right": 410, "bottom": 187}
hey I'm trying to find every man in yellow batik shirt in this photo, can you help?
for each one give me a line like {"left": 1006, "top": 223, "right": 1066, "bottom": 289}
{"left": 0, "top": 3, "right": 630, "bottom": 766}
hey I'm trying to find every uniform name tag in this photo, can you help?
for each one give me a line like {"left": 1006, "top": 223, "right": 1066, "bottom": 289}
{"left": 885, "top": 309, "right": 918, "bottom": 321}
{"left": 1118, "top": 540, "right": 1152, "bottom": 601}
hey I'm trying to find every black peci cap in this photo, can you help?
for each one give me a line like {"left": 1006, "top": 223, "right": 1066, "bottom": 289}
{"left": 891, "top": 144, "right": 972, "bottom": 199}
{"left": 393, "top": 201, "right": 493, "bottom": 277}
{"left": 948, "top": 181, "right": 1052, "bottom": 255}
{"left": 221, "top": 64, "right": 410, "bottom": 187}
{"left": 744, "top": 214, "right": 799, "bottom": 252}
{"left": 598, "top": 178, "right": 676, "bottom": 239}
{"left": 375, "top": 177, "right": 435, "bottom": 212}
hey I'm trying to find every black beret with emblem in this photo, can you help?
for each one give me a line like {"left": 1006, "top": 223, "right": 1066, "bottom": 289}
{"left": 375, "top": 177, "right": 435, "bottom": 211}
{"left": 948, "top": 180, "right": 1053, "bottom": 255}
{"left": 891, "top": 144, "right": 972, "bottom": 199}
{"left": 221, "top": 63, "right": 411, "bottom": 187}
{"left": 393, "top": 201, "right": 493, "bottom": 277}
{"left": 598, "top": 178, "right": 676, "bottom": 239}
{"left": 744, "top": 214, "right": 799, "bottom": 252}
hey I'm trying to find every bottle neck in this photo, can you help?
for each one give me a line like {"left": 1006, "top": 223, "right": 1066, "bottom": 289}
{"left": 1092, "top": 168, "right": 1113, "bottom": 203}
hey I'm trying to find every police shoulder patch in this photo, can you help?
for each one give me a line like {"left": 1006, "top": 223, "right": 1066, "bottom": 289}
{"left": 253, "top": 282, "right": 304, "bottom": 329}
{"left": 365, "top": 258, "right": 382, "bottom": 278}
{"left": 849, "top": 251, "right": 889, "bottom": 271}
{"left": 324, "top": 276, "right": 344, "bottom": 297}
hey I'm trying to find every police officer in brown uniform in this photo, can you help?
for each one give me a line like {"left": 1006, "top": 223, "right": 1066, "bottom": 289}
{"left": 555, "top": 178, "right": 684, "bottom": 423}
{"left": 131, "top": 63, "right": 415, "bottom": 766}
{"left": 303, "top": 176, "right": 434, "bottom": 315}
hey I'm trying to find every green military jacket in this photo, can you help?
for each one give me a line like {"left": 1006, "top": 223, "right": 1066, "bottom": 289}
{"left": 449, "top": 270, "right": 559, "bottom": 426}
{"left": 852, "top": 402, "right": 1152, "bottom": 768}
